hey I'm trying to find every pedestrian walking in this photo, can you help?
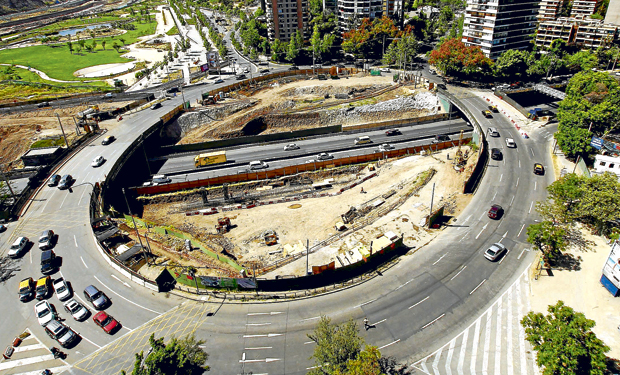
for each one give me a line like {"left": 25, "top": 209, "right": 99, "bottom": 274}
{"left": 363, "top": 317, "right": 369, "bottom": 330}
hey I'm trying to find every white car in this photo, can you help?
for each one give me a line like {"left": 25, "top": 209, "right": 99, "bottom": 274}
{"left": 8, "top": 237, "right": 28, "bottom": 258}
{"left": 249, "top": 161, "right": 268, "bottom": 170}
{"left": 34, "top": 300, "right": 55, "bottom": 326}
{"left": 505, "top": 138, "right": 516, "bottom": 148}
{"left": 283, "top": 143, "right": 300, "bottom": 151}
{"left": 92, "top": 156, "right": 106, "bottom": 167}
{"left": 53, "top": 278, "right": 71, "bottom": 301}
{"left": 316, "top": 153, "right": 334, "bottom": 161}
{"left": 63, "top": 298, "right": 89, "bottom": 321}
{"left": 378, "top": 143, "right": 395, "bottom": 152}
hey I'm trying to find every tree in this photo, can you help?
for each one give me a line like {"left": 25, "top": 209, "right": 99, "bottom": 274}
{"left": 101, "top": 40, "right": 106, "bottom": 50}
{"left": 66, "top": 41, "right": 73, "bottom": 54}
{"left": 521, "top": 301, "right": 609, "bottom": 375}
{"left": 382, "top": 28, "right": 418, "bottom": 66}
{"left": 286, "top": 30, "right": 303, "bottom": 62}
{"left": 526, "top": 221, "right": 568, "bottom": 259}
{"left": 307, "top": 316, "right": 364, "bottom": 374}
{"left": 428, "top": 37, "right": 492, "bottom": 77}
{"left": 494, "top": 49, "right": 531, "bottom": 80}
{"left": 113, "top": 42, "right": 120, "bottom": 52}
{"left": 91, "top": 41, "right": 97, "bottom": 51}
{"left": 565, "top": 50, "right": 598, "bottom": 72}
{"left": 120, "top": 37, "right": 126, "bottom": 45}
{"left": 122, "top": 333, "right": 209, "bottom": 375}
{"left": 78, "top": 39, "right": 86, "bottom": 49}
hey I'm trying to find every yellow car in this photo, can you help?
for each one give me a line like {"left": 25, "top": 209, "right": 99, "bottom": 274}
{"left": 534, "top": 163, "right": 544, "bottom": 175}
{"left": 482, "top": 110, "right": 492, "bottom": 118}
{"left": 488, "top": 105, "right": 499, "bottom": 113}
{"left": 19, "top": 277, "right": 35, "bottom": 302}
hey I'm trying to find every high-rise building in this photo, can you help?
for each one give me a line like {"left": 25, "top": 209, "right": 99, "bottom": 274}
{"left": 266, "top": 0, "right": 309, "bottom": 42}
{"left": 570, "top": 0, "right": 599, "bottom": 17}
{"left": 538, "top": 0, "right": 562, "bottom": 22}
{"left": 461, "top": 0, "right": 540, "bottom": 59}
{"left": 383, "top": 0, "right": 403, "bottom": 18}
{"left": 536, "top": 17, "right": 618, "bottom": 49}
{"left": 605, "top": 0, "right": 620, "bottom": 24}
{"left": 337, "top": 0, "right": 384, "bottom": 32}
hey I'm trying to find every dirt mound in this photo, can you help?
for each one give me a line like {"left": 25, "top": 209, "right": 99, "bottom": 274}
{"left": 281, "top": 84, "right": 389, "bottom": 98}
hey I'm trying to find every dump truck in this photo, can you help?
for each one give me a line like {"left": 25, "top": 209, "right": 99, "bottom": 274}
{"left": 194, "top": 151, "right": 227, "bottom": 168}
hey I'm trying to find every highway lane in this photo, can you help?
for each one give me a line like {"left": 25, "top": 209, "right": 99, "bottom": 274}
{"left": 155, "top": 118, "right": 470, "bottom": 176}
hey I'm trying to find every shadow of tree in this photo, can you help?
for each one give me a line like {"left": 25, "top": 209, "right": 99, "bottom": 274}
{"left": 550, "top": 252, "right": 582, "bottom": 271}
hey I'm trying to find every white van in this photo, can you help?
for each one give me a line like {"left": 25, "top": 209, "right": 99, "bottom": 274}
{"left": 249, "top": 161, "right": 268, "bottom": 170}
{"left": 354, "top": 136, "right": 372, "bottom": 145}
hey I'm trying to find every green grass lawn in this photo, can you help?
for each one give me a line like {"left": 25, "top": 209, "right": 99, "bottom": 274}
{"left": 0, "top": 20, "right": 158, "bottom": 82}
{"left": 166, "top": 25, "right": 179, "bottom": 35}
{"left": 31, "top": 138, "right": 67, "bottom": 148}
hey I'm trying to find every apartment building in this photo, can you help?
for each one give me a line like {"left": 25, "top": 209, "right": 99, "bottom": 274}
{"left": 461, "top": 0, "right": 540, "bottom": 59}
{"left": 570, "top": 0, "right": 599, "bottom": 17}
{"left": 536, "top": 16, "right": 618, "bottom": 49}
{"left": 337, "top": 0, "right": 384, "bottom": 32}
{"left": 265, "top": 0, "right": 308, "bottom": 42}
{"left": 537, "top": 0, "right": 561, "bottom": 22}
{"left": 383, "top": 0, "right": 403, "bottom": 18}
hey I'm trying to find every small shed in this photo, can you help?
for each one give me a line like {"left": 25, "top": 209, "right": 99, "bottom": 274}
{"left": 21, "top": 147, "right": 64, "bottom": 167}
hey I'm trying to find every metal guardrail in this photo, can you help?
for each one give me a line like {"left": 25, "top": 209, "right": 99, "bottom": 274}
{"left": 533, "top": 84, "right": 566, "bottom": 100}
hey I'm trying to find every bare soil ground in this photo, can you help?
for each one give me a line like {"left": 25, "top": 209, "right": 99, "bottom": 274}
{"left": 0, "top": 101, "right": 131, "bottom": 169}
{"left": 142, "top": 146, "right": 478, "bottom": 277}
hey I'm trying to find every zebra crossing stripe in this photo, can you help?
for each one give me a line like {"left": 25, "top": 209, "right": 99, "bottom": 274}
{"left": 471, "top": 317, "right": 481, "bottom": 375}
{"left": 446, "top": 337, "right": 456, "bottom": 375}
{"left": 457, "top": 328, "right": 468, "bottom": 375}
{"left": 507, "top": 283, "right": 514, "bottom": 375}
{"left": 517, "top": 276, "right": 528, "bottom": 375}
{"left": 432, "top": 346, "right": 442, "bottom": 375}
{"left": 482, "top": 308, "right": 492, "bottom": 375}
{"left": 0, "top": 354, "right": 55, "bottom": 371}
{"left": 495, "top": 297, "right": 503, "bottom": 375}
{"left": 13, "top": 365, "right": 71, "bottom": 375}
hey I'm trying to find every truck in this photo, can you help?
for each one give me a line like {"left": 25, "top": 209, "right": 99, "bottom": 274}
{"left": 194, "top": 151, "right": 227, "bottom": 168}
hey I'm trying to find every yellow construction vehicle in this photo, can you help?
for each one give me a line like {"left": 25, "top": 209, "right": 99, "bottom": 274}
{"left": 263, "top": 230, "right": 277, "bottom": 246}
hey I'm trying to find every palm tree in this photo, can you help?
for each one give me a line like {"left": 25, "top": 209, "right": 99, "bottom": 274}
{"left": 101, "top": 40, "right": 106, "bottom": 50}
{"left": 78, "top": 39, "right": 86, "bottom": 49}
{"left": 92, "top": 41, "right": 97, "bottom": 50}
{"left": 66, "top": 41, "right": 73, "bottom": 54}
{"left": 113, "top": 42, "right": 120, "bottom": 52}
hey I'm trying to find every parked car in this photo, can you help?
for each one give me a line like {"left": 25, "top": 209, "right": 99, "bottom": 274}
{"left": 491, "top": 148, "right": 502, "bottom": 160}
{"left": 385, "top": 129, "right": 401, "bottom": 136}
{"left": 434, "top": 134, "right": 450, "bottom": 143}
{"left": 35, "top": 276, "right": 52, "bottom": 300}
{"left": 58, "top": 174, "right": 74, "bottom": 190}
{"left": 44, "top": 320, "right": 78, "bottom": 348}
{"left": 484, "top": 242, "right": 507, "bottom": 261}
{"left": 63, "top": 299, "right": 89, "bottom": 321}
{"left": 93, "top": 311, "right": 120, "bottom": 334}
{"left": 92, "top": 156, "right": 106, "bottom": 168}
{"left": 534, "top": 163, "right": 544, "bottom": 175}
{"left": 488, "top": 204, "right": 504, "bottom": 219}
{"left": 505, "top": 138, "right": 516, "bottom": 148}
{"left": 249, "top": 161, "right": 268, "bottom": 170}
{"left": 35, "top": 300, "right": 56, "bottom": 326}
{"left": 18, "top": 277, "right": 35, "bottom": 302}
{"left": 38, "top": 230, "right": 55, "bottom": 250}
{"left": 316, "top": 153, "right": 334, "bottom": 161}
{"left": 48, "top": 175, "right": 61, "bottom": 187}
{"left": 236, "top": 74, "right": 247, "bottom": 80}
{"left": 283, "top": 143, "right": 300, "bottom": 151}
{"left": 101, "top": 136, "right": 115, "bottom": 145}
{"left": 53, "top": 278, "right": 71, "bottom": 301}
{"left": 488, "top": 127, "right": 499, "bottom": 137}
{"left": 8, "top": 237, "right": 29, "bottom": 258}
{"left": 40, "top": 250, "right": 57, "bottom": 275}
{"left": 83, "top": 285, "right": 109, "bottom": 310}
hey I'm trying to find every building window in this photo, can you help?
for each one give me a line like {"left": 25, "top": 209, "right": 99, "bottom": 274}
{"left": 610, "top": 163, "right": 615, "bottom": 168}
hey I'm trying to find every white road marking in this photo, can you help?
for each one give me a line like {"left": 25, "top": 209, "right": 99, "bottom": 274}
{"left": 510, "top": 195, "right": 515, "bottom": 206}
{"left": 495, "top": 297, "right": 503, "bottom": 375}
{"left": 432, "top": 345, "right": 442, "bottom": 375}
{"left": 243, "top": 333, "right": 283, "bottom": 338}
{"left": 518, "top": 248, "right": 527, "bottom": 259}
{"left": 247, "top": 323, "right": 272, "bottom": 326}
{"left": 422, "top": 314, "right": 445, "bottom": 329}
{"left": 12, "top": 343, "right": 46, "bottom": 352}
{"left": 507, "top": 284, "right": 514, "bottom": 375}
{"left": 502, "top": 231, "right": 508, "bottom": 239}
{"left": 80, "top": 256, "right": 89, "bottom": 269}
{"left": 476, "top": 223, "right": 488, "bottom": 239}
{"left": 13, "top": 366, "right": 71, "bottom": 375}
{"left": 58, "top": 190, "right": 70, "bottom": 209}
{"left": 372, "top": 318, "right": 386, "bottom": 325}
{"left": 450, "top": 266, "right": 466, "bottom": 281}
{"left": 111, "top": 274, "right": 131, "bottom": 288}
{"left": 530, "top": 148, "right": 534, "bottom": 157}
{"left": 78, "top": 187, "right": 87, "bottom": 205}
{"left": 239, "top": 358, "right": 281, "bottom": 363}
{"left": 74, "top": 235, "right": 78, "bottom": 247}
{"left": 76, "top": 333, "right": 102, "bottom": 348}
{"left": 529, "top": 201, "right": 534, "bottom": 213}
{"left": 93, "top": 275, "right": 161, "bottom": 314}
{"left": 0, "top": 355, "right": 55, "bottom": 370}
{"left": 354, "top": 298, "right": 376, "bottom": 308}
{"left": 304, "top": 341, "right": 316, "bottom": 345}
{"left": 516, "top": 177, "right": 519, "bottom": 187}
{"left": 299, "top": 316, "right": 321, "bottom": 322}
{"left": 470, "top": 279, "right": 486, "bottom": 295}
{"left": 457, "top": 327, "right": 468, "bottom": 375}
{"left": 446, "top": 336, "right": 456, "bottom": 375}
{"left": 433, "top": 253, "right": 447, "bottom": 265}
{"left": 517, "top": 223, "right": 526, "bottom": 237}
{"left": 471, "top": 317, "right": 481, "bottom": 375}
{"left": 395, "top": 279, "right": 414, "bottom": 290}
{"left": 248, "top": 312, "right": 282, "bottom": 316}
{"left": 377, "top": 339, "right": 400, "bottom": 350}
{"left": 482, "top": 308, "right": 492, "bottom": 375}
{"left": 519, "top": 159, "right": 521, "bottom": 168}
{"left": 245, "top": 347, "right": 273, "bottom": 350}
{"left": 409, "top": 296, "right": 430, "bottom": 309}
{"left": 517, "top": 280, "right": 528, "bottom": 375}
{"left": 498, "top": 250, "right": 510, "bottom": 264}
{"left": 499, "top": 174, "right": 503, "bottom": 182}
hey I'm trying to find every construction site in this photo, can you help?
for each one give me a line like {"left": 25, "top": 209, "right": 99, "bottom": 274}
{"left": 127, "top": 73, "right": 479, "bottom": 280}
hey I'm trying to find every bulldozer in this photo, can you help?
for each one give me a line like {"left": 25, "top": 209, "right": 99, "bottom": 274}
{"left": 215, "top": 217, "right": 232, "bottom": 234}
{"left": 263, "top": 230, "right": 277, "bottom": 246}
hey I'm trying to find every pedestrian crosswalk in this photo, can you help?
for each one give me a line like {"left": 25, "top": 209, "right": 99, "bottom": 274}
{"left": 412, "top": 270, "right": 541, "bottom": 375}
{"left": 0, "top": 330, "right": 69, "bottom": 375}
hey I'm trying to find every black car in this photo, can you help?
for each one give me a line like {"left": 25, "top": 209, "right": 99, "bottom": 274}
{"left": 151, "top": 102, "right": 162, "bottom": 110}
{"left": 40, "top": 250, "right": 57, "bottom": 275}
{"left": 48, "top": 174, "right": 61, "bottom": 187}
{"left": 58, "top": 175, "right": 74, "bottom": 190}
{"left": 491, "top": 148, "right": 502, "bottom": 160}
{"left": 37, "top": 102, "right": 50, "bottom": 108}
{"left": 235, "top": 74, "right": 246, "bottom": 80}
{"left": 437, "top": 83, "right": 447, "bottom": 90}
{"left": 288, "top": 66, "right": 299, "bottom": 71}
{"left": 385, "top": 129, "right": 401, "bottom": 136}
{"left": 101, "top": 135, "right": 115, "bottom": 145}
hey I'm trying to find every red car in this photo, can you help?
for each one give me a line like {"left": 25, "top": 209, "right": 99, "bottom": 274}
{"left": 93, "top": 311, "right": 120, "bottom": 334}
{"left": 488, "top": 204, "right": 504, "bottom": 219}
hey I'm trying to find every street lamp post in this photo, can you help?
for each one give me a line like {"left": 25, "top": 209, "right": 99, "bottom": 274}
{"left": 122, "top": 188, "right": 149, "bottom": 261}
{"left": 55, "top": 113, "right": 69, "bottom": 148}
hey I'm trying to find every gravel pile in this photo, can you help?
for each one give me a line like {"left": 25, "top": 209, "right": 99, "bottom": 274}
{"left": 354, "top": 92, "right": 438, "bottom": 113}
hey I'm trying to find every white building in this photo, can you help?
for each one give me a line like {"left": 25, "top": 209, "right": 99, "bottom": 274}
{"left": 593, "top": 154, "right": 620, "bottom": 180}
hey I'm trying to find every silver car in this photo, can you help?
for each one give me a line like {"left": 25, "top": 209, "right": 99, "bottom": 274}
{"left": 484, "top": 243, "right": 507, "bottom": 261}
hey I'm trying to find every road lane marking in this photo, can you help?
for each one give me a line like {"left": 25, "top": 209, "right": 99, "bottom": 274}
{"left": 239, "top": 358, "right": 281, "bottom": 363}
{"left": 471, "top": 317, "right": 481, "bottom": 375}
{"left": 476, "top": 224, "right": 488, "bottom": 239}
{"left": 248, "top": 312, "right": 282, "bottom": 316}
{"left": 502, "top": 231, "right": 508, "bottom": 239}
{"left": 76, "top": 334, "right": 102, "bottom": 349}
{"left": 245, "top": 347, "right": 273, "bottom": 350}
{"left": 499, "top": 174, "right": 503, "bottom": 182}
{"left": 534, "top": 181, "right": 537, "bottom": 191}
{"left": 74, "top": 235, "right": 78, "bottom": 247}
{"left": 354, "top": 299, "right": 376, "bottom": 308}
{"left": 507, "top": 284, "right": 514, "bottom": 375}
{"left": 446, "top": 337, "right": 456, "bottom": 375}
{"left": 80, "top": 256, "right": 89, "bottom": 269}
{"left": 243, "top": 333, "right": 283, "bottom": 338}
{"left": 59, "top": 191, "right": 70, "bottom": 209}
{"left": 247, "top": 323, "right": 271, "bottom": 326}
{"left": 495, "top": 297, "right": 503, "bottom": 375}
{"left": 409, "top": 296, "right": 429, "bottom": 309}
{"left": 457, "top": 327, "right": 468, "bottom": 375}
{"left": 451, "top": 266, "right": 466, "bottom": 281}
{"left": 422, "top": 314, "right": 445, "bottom": 329}
{"left": 530, "top": 148, "right": 534, "bottom": 157}
{"left": 432, "top": 345, "right": 442, "bottom": 375}
{"left": 304, "top": 341, "right": 316, "bottom": 345}
{"left": 499, "top": 250, "right": 510, "bottom": 264}
{"left": 519, "top": 160, "right": 521, "bottom": 168}
{"left": 395, "top": 279, "right": 413, "bottom": 290}
{"left": 372, "top": 319, "right": 386, "bottom": 325}
{"left": 299, "top": 316, "right": 321, "bottom": 322}
{"left": 93, "top": 275, "right": 161, "bottom": 314}
{"left": 470, "top": 279, "right": 486, "bottom": 295}
{"left": 529, "top": 201, "right": 534, "bottom": 213}
{"left": 110, "top": 274, "right": 131, "bottom": 288}
{"left": 518, "top": 248, "right": 527, "bottom": 260}
{"left": 433, "top": 253, "right": 447, "bottom": 265}
{"left": 78, "top": 187, "right": 87, "bottom": 205}
{"left": 516, "top": 177, "right": 519, "bottom": 187}
{"left": 378, "top": 339, "right": 400, "bottom": 350}
{"left": 510, "top": 195, "right": 515, "bottom": 206}
{"left": 517, "top": 223, "right": 525, "bottom": 237}
{"left": 482, "top": 306, "right": 493, "bottom": 375}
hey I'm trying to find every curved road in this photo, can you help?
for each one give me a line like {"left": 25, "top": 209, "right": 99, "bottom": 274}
{"left": 0, "top": 79, "right": 554, "bottom": 375}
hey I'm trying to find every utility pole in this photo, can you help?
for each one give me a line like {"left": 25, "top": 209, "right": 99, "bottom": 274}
{"left": 55, "top": 113, "right": 69, "bottom": 147}
{"left": 429, "top": 182, "right": 435, "bottom": 217}
{"left": 122, "top": 188, "right": 148, "bottom": 261}
{"left": 306, "top": 239, "right": 309, "bottom": 276}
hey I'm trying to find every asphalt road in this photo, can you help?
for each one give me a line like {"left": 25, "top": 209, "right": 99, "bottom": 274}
{"left": 0, "top": 71, "right": 555, "bottom": 375}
